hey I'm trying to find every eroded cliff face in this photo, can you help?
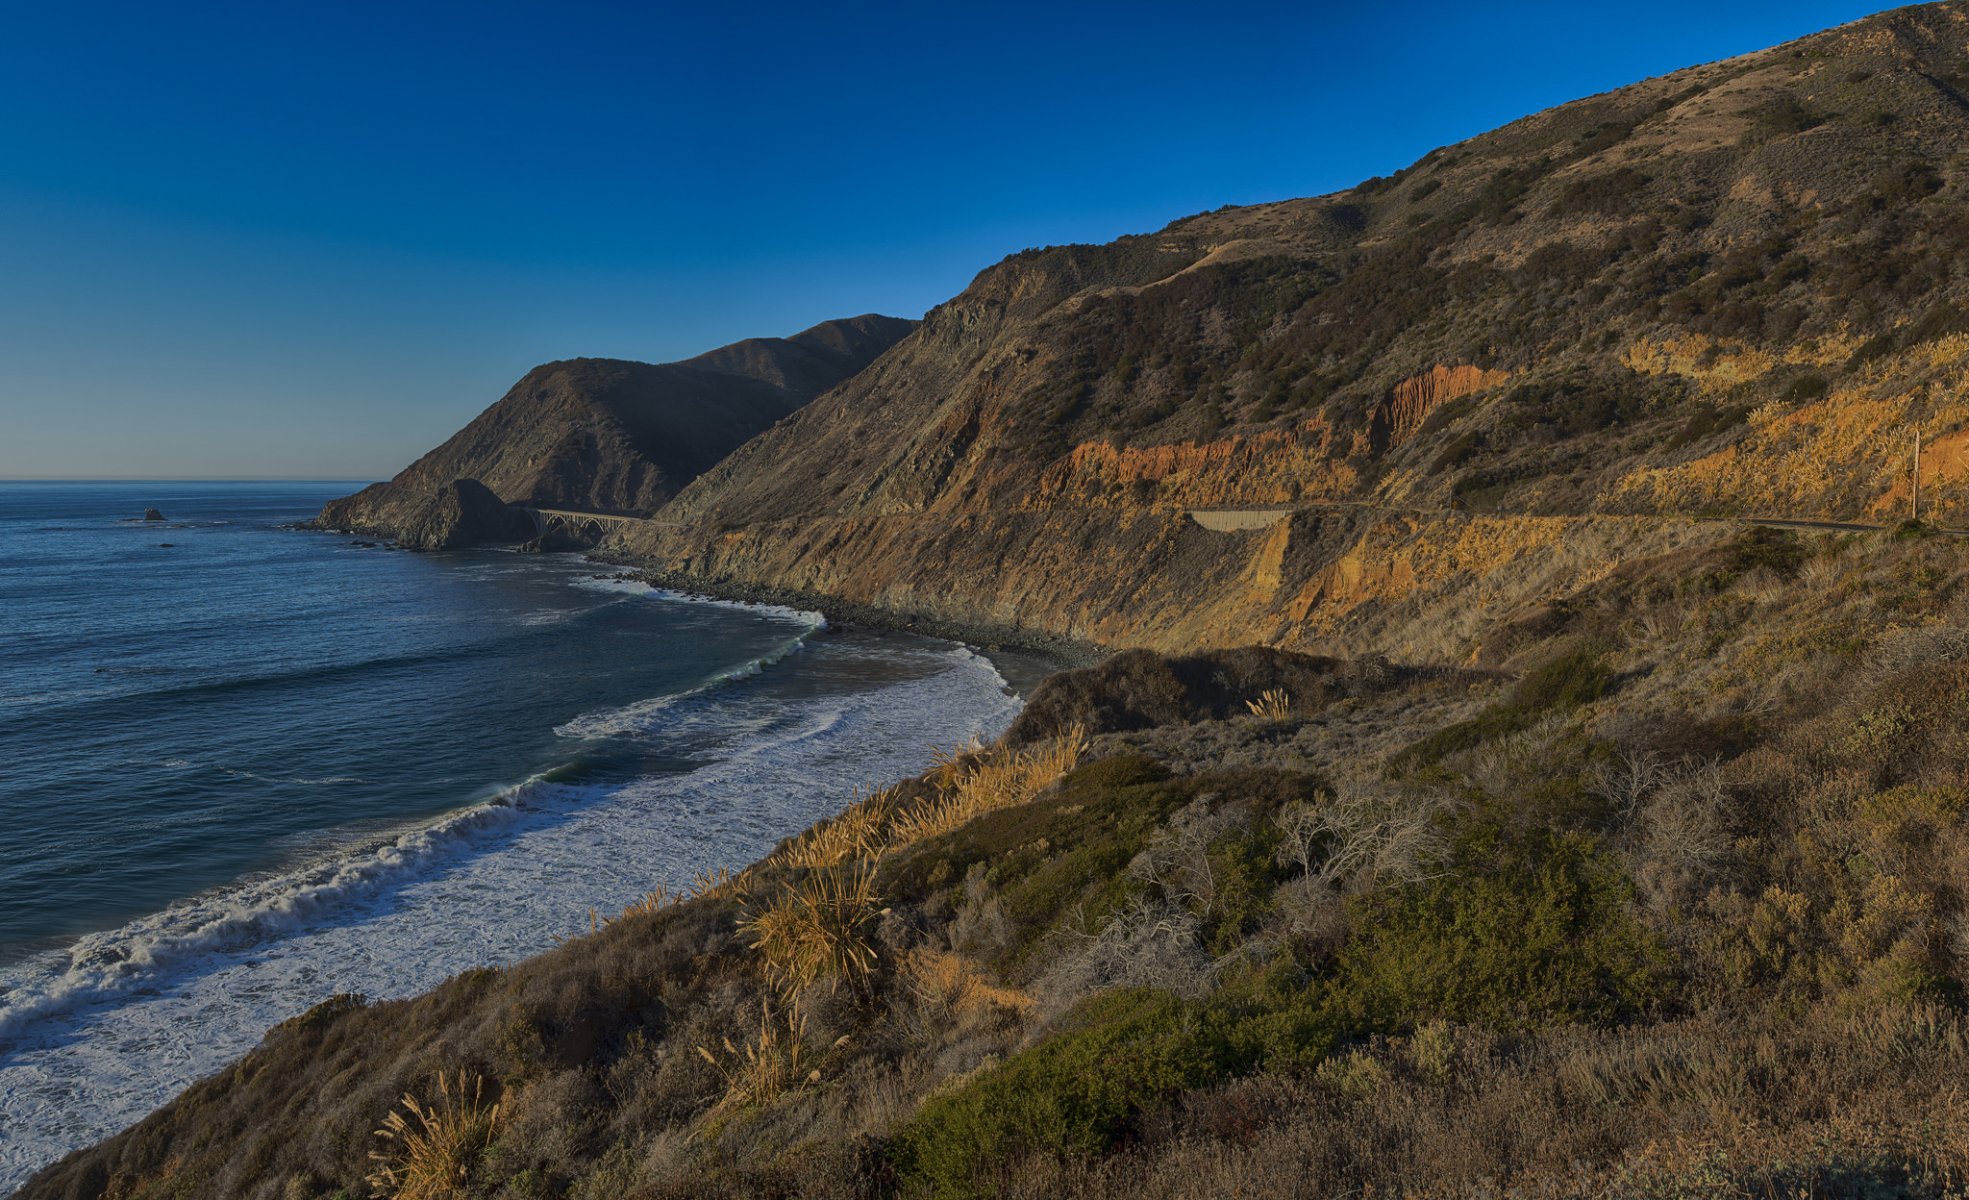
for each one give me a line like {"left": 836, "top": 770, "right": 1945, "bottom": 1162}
{"left": 1370, "top": 365, "right": 1512, "bottom": 448}
{"left": 315, "top": 315, "right": 915, "bottom": 548}
{"left": 630, "top": 503, "right": 1712, "bottom": 662}
{"left": 621, "top": 4, "right": 1969, "bottom": 658}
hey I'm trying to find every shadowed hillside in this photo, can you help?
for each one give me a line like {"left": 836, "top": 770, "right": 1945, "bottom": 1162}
{"left": 315, "top": 314, "right": 915, "bottom": 549}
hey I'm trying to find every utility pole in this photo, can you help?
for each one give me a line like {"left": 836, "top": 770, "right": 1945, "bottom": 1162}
{"left": 1913, "top": 429, "right": 1923, "bottom": 522}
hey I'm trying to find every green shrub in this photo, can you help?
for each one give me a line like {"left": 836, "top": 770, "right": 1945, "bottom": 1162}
{"left": 1202, "top": 826, "right": 1288, "bottom": 955}
{"left": 1733, "top": 526, "right": 1807, "bottom": 576}
{"left": 1544, "top": 167, "right": 1651, "bottom": 218}
{"left": 1429, "top": 430, "right": 1484, "bottom": 474}
{"left": 1665, "top": 401, "right": 1752, "bottom": 451}
{"left": 1334, "top": 828, "right": 1673, "bottom": 1028}
{"left": 1748, "top": 95, "right": 1826, "bottom": 141}
{"left": 1512, "top": 646, "right": 1616, "bottom": 710}
{"left": 1395, "top": 646, "right": 1613, "bottom": 766}
{"left": 891, "top": 989, "right": 1242, "bottom": 1199}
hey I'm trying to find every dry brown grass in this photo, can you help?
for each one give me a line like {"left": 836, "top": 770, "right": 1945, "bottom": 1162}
{"left": 688, "top": 866, "right": 748, "bottom": 902}
{"left": 365, "top": 1072, "right": 501, "bottom": 1200}
{"left": 738, "top": 858, "right": 884, "bottom": 1002}
{"left": 767, "top": 787, "right": 897, "bottom": 871}
{"left": 693, "top": 1007, "right": 825, "bottom": 1121}
{"left": 1244, "top": 688, "right": 1293, "bottom": 720}
{"left": 888, "top": 724, "right": 1087, "bottom": 848}
{"left": 901, "top": 948, "right": 1036, "bottom": 1024}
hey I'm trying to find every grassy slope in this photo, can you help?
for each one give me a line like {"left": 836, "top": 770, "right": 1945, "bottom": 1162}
{"left": 27, "top": 524, "right": 1969, "bottom": 1199}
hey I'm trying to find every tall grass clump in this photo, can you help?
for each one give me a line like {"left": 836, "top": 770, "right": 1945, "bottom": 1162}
{"left": 768, "top": 786, "right": 897, "bottom": 871}
{"left": 366, "top": 1072, "right": 501, "bottom": 1200}
{"left": 695, "top": 1006, "right": 825, "bottom": 1119}
{"left": 739, "top": 858, "right": 884, "bottom": 1002}
{"left": 1245, "top": 688, "right": 1294, "bottom": 721}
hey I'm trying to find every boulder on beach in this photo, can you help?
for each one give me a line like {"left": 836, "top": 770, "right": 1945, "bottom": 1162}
{"left": 142, "top": 508, "right": 166, "bottom": 522}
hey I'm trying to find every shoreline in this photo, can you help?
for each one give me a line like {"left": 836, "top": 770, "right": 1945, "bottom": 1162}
{"left": 2, "top": 546, "right": 1029, "bottom": 1193}
{"left": 608, "top": 560, "right": 1109, "bottom": 682}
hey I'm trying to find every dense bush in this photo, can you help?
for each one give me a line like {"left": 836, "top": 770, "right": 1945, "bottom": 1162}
{"left": 891, "top": 989, "right": 1246, "bottom": 1199}
{"left": 1336, "top": 828, "right": 1672, "bottom": 1028}
{"left": 1397, "top": 646, "right": 1613, "bottom": 766}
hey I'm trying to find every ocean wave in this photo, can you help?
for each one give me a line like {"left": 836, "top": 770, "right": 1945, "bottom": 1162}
{"left": 0, "top": 629, "right": 1023, "bottom": 1190}
{"left": 553, "top": 630, "right": 817, "bottom": 739}
{"left": 214, "top": 766, "right": 370, "bottom": 787}
{"left": 0, "top": 773, "right": 589, "bottom": 1051}
{"left": 571, "top": 571, "right": 829, "bottom": 629}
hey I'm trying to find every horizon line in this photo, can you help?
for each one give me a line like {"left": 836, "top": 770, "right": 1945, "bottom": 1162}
{"left": 0, "top": 475, "right": 379, "bottom": 483}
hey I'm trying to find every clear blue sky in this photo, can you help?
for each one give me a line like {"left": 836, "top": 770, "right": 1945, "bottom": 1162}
{"left": 0, "top": 0, "right": 1890, "bottom": 479}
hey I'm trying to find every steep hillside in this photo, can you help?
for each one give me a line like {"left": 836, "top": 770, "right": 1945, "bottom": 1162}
{"left": 27, "top": 523, "right": 1969, "bottom": 1198}
{"left": 316, "top": 314, "right": 915, "bottom": 549}
{"left": 627, "top": 2, "right": 1969, "bottom": 656}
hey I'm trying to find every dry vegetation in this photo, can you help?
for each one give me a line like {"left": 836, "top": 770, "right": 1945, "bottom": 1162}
{"left": 28, "top": 524, "right": 1969, "bottom": 1200}
{"left": 364, "top": 1073, "right": 501, "bottom": 1200}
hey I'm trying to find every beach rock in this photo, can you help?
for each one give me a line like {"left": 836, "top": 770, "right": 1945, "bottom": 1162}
{"left": 142, "top": 508, "right": 166, "bottom": 521}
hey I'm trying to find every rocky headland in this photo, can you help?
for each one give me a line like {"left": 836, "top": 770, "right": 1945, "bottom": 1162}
{"left": 313, "top": 314, "right": 915, "bottom": 550}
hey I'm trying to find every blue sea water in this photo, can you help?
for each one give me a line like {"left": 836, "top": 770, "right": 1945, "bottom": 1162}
{"left": 0, "top": 481, "right": 1020, "bottom": 1190}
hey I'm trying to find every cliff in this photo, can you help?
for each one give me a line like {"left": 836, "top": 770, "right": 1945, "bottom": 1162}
{"left": 617, "top": 1, "right": 1969, "bottom": 659}
{"left": 314, "top": 314, "right": 915, "bottom": 548}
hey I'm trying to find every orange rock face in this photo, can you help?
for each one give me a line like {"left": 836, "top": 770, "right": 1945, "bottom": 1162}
{"left": 1031, "top": 420, "right": 1357, "bottom": 509}
{"left": 1372, "top": 365, "right": 1511, "bottom": 447}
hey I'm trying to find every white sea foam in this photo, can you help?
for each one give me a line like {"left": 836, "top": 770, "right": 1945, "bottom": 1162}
{"left": 571, "top": 570, "right": 830, "bottom": 629}
{"left": 553, "top": 632, "right": 814, "bottom": 738}
{"left": 0, "top": 632, "right": 1018, "bottom": 1192}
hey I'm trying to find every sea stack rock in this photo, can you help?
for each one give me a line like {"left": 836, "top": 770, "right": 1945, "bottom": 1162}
{"left": 142, "top": 508, "right": 165, "bottom": 522}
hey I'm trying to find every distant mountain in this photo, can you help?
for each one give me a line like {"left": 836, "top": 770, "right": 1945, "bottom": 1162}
{"left": 314, "top": 314, "right": 916, "bottom": 549}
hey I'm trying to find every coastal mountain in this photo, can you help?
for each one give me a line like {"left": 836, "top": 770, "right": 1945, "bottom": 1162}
{"left": 625, "top": 0, "right": 1969, "bottom": 658}
{"left": 34, "top": 5, "right": 1969, "bottom": 1199}
{"left": 314, "top": 314, "right": 916, "bottom": 549}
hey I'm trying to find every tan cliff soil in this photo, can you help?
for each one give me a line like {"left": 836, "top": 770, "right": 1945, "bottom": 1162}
{"left": 623, "top": 508, "right": 1720, "bottom": 664}
{"left": 1370, "top": 364, "right": 1511, "bottom": 447}
{"left": 1030, "top": 420, "right": 1360, "bottom": 510}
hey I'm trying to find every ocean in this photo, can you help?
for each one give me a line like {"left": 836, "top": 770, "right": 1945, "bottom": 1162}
{"left": 0, "top": 481, "right": 1022, "bottom": 1191}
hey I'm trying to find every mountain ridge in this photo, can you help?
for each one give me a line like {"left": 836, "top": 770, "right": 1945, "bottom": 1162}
{"left": 610, "top": 0, "right": 1969, "bottom": 660}
{"left": 313, "top": 313, "right": 915, "bottom": 549}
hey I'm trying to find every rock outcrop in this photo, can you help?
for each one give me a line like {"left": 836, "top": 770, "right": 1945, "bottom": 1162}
{"left": 1369, "top": 365, "right": 1511, "bottom": 449}
{"left": 141, "top": 508, "right": 165, "bottom": 522}
{"left": 315, "top": 314, "right": 915, "bottom": 548}
{"left": 319, "top": 478, "right": 534, "bottom": 551}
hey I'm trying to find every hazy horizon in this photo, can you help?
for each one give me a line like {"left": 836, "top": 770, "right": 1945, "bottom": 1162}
{"left": 0, "top": 0, "right": 1891, "bottom": 479}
